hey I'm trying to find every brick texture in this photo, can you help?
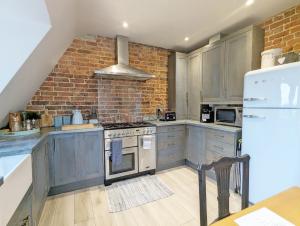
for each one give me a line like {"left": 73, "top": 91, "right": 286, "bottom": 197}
{"left": 261, "top": 5, "right": 300, "bottom": 53}
{"left": 27, "top": 36, "right": 169, "bottom": 123}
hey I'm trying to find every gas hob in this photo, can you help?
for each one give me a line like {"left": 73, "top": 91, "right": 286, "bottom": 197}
{"left": 102, "top": 122, "right": 156, "bottom": 138}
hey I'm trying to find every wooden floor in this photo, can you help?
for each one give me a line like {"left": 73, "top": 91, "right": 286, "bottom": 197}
{"left": 39, "top": 166, "right": 241, "bottom": 226}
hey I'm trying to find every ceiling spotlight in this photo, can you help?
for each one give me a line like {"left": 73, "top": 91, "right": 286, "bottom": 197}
{"left": 184, "top": 37, "right": 189, "bottom": 41}
{"left": 122, "top": 21, "right": 128, "bottom": 28}
{"left": 245, "top": 0, "right": 254, "bottom": 6}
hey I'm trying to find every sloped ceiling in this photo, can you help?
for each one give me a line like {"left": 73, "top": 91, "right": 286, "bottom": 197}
{"left": 0, "top": 0, "right": 77, "bottom": 127}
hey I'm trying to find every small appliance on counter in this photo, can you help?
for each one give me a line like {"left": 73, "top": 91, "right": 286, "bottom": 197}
{"left": 159, "top": 111, "right": 176, "bottom": 121}
{"left": 200, "top": 105, "right": 214, "bottom": 123}
{"left": 214, "top": 106, "right": 242, "bottom": 127}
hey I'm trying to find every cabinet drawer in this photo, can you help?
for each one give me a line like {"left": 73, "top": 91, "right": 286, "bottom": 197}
{"left": 158, "top": 147, "right": 185, "bottom": 164}
{"left": 157, "top": 131, "right": 185, "bottom": 150}
{"left": 157, "top": 125, "right": 185, "bottom": 133}
{"left": 206, "top": 139, "right": 235, "bottom": 156}
{"left": 206, "top": 129, "right": 235, "bottom": 145}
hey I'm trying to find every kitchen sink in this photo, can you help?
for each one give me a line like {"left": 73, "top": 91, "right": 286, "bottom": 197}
{"left": 0, "top": 154, "right": 32, "bottom": 225}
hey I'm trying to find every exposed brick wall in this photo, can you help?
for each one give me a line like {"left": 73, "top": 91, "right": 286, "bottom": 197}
{"left": 261, "top": 5, "right": 300, "bottom": 53}
{"left": 27, "top": 37, "right": 169, "bottom": 123}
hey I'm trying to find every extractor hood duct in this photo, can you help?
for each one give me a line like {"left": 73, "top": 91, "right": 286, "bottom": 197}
{"left": 94, "top": 36, "right": 155, "bottom": 81}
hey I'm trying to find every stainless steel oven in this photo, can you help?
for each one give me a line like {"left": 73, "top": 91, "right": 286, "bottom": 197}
{"left": 105, "top": 136, "right": 138, "bottom": 180}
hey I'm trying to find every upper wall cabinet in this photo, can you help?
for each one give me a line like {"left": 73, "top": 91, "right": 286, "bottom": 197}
{"left": 187, "top": 51, "right": 202, "bottom": 120}
{"left": 168, "top": 52, "right": 188, "bottom": 119}
{"left": 201, "top": 26, "right": 264, "bottom": 104}
{"left": 202, "top": 42, "right": 225, "bottom": 102}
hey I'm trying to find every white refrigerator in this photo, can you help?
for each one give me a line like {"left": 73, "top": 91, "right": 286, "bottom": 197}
{"left": 242, "top": 61, "right": 300, "bottom": 203}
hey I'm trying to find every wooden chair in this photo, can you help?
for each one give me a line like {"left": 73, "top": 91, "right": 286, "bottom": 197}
{"left": 198, "top": 154, "right": 250, "bottom": 226}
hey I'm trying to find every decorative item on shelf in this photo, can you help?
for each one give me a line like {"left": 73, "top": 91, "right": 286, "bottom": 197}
{"left": 62, "top": 115, "right": 72, "bottom": 125}
{"left": 72, "top": 109, "right": 83, "bottom": 125}
{"left": 9, "top": 112, "right": 22, "bottom": 132}
{"left": 54, "top": 116, "right": 63, "bottom": 128}
{"left": 275, "top": 52, "right": 299, "bottom": 66}
{"left": 40, "top": 109, "right": 53, "bottom": 127}
{"left": 261, "top": 48, "right": 282, "bottom": 68}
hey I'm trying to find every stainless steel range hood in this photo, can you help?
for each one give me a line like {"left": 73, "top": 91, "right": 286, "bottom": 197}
{"left": 94, "top": 36, "right": 155, "bottom": 81}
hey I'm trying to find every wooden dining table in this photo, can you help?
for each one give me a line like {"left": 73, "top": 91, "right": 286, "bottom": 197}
{"left": 211, "top": 187, "right": 300, "bottom": 226}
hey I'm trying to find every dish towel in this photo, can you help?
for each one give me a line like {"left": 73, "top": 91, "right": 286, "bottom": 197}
{"left": 111, "top": 139, "right": 123, "bottom": 170}
{"left": 142, "top": 135, "right": 152, "bottom": 150}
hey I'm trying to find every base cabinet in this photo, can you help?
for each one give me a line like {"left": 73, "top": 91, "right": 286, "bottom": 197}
{"left": 157, "top": 125, "right": 186, "bottom": 171}
{"left": 186, "top": 125, "right": 205, "bottom": 167}
{"left": 32, "top": 138, "right": 49, "bottom": 226}
{"left": 49, "top": 131, "right": 104, "bottom": 195}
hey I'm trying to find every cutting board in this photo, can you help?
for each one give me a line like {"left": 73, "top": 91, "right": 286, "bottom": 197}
{"left": 61, "top": 124, "right": 95, "bottom": 131}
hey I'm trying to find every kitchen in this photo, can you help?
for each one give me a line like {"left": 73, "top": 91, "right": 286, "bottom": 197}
{"left": 1, "top": 0, "right": 300, "bottom": 226}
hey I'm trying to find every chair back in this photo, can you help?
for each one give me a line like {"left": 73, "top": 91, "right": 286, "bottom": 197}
{"left": 198, "top": 154, "right": 250, "bottom": 226}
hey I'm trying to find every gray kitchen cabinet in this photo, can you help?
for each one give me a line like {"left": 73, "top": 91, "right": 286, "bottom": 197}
{"left": 52, "top": 134, "right": 77, "bottom": 186}
{"left": 202, "top": 42, "right": 225, "bottom": 103}
{"left": 31, "top": 138, "right": 49, "bottom": 226}
{"left": 186, "top": 125, "right": 205, "bottom": 168}
{"left": 225, "top": 26, "right": 264, "bottom": 102}
{"left": 200, "top": 25, "right": 263, "bottom": 104}
{"left": 76, "top": 132, "right": 104, "bottom": 181}
{"left": 49, "top": 131, "right": 104, "bottom": 195}
{"left": 168, "top": 52, "right": 188, "bottom": 119}
{"left": 204, "top": 128, "right": 241, "bottom": 189}
{"left": 156, "top": 125, "right": 186, "bottom": 171}
{"left": 7, "top": 187, "right": 33, "bottom": 226}
{"left": 187, "top": 51, "right": 202, "bottom": 120}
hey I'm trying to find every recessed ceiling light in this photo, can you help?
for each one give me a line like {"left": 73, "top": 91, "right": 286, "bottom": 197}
{"left": 245, "top": 0, "right": 254, "bottom": 6}
{"left": 122, "top": 21, "right": 128, "bottom": 28}
{"left": 184, "top": 37, "right": 189, "bottom": 41}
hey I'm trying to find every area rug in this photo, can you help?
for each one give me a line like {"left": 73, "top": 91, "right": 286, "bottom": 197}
{"left": 105, "top": 175, "right": 174, "bottom": 212}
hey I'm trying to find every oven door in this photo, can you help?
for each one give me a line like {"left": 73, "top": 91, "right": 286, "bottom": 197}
{"left": 105, "top": 147, "right": 138, "bottom": 180}
{"left": 215, "top": 108, "right": 237, "bottom": 126}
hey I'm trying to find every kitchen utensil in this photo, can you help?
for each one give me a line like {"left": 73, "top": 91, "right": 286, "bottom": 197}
{"left": 72, "top": 110, "right": 83, "bottom": 125}
{"left": 61, "top": 123, "right": 95, "bottom": 131}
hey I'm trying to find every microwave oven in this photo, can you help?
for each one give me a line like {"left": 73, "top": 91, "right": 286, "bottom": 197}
{"left": 214, "top": 106, "right": 242, "bottom": 127}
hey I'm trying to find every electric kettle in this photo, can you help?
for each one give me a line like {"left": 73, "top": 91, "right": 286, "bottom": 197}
{"left": 72, "top": 110, "right": 83, "bottom": 125}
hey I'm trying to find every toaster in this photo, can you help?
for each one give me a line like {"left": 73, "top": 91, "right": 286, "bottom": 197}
{"left": 160, "top": 111, "right": 176, "bottom": 121}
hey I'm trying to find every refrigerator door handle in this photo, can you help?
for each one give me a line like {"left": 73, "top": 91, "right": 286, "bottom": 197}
{"left": 243, "top": 114, "right": 266, "bottom": 119}
{"left": 243, "top": 97, "right": 267, "bottom": 101}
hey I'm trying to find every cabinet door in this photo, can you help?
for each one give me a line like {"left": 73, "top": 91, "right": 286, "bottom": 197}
{"left": 186, "top": 126, "right": 205, "bottom": 166}
{"left": 202, "top": 43, "right": 225, "bottom": 102}
{"left": 225, "top": 31, "right": 252, "bottom": 101}
{"left": 76, "top": 132, "right": 103, "bottom": 181}
{"left": 188, "top": 53, "right": 202, "bottom": 120}
{"left": 53, "top": 134, "right": 77, "bottom": 186}
{"left": 176, "top": 54, "right": 188, "bottom": 119}
{"left": 32, "top": 140, "right": 48, "bottom": 226}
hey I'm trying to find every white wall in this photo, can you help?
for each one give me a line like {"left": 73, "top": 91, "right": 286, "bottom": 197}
{"left": 0, "top": 0, "right": 77, "bottom": 127}
{"left": 0, "top": 0, "right": 51, "bottom": 94}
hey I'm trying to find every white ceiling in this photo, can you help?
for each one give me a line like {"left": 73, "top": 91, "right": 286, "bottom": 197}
{"left": 77, "top": 0, "right": 300, "bottom": 52}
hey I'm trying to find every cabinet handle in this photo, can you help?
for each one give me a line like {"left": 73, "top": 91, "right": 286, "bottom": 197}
{"left": 243, "top": 114, "right": 266, "bottom": 119}
{"left": 243, "top": 97, "right": 267, "bottom": 101}
{"left": 215, "top": 135, "right": 224, "bottom": 138}
{"left": 213, "top": 145, "right": 224, "bottom": 150}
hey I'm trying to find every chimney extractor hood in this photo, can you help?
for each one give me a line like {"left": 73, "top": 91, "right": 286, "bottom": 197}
{"left": 94, "top": 36, "right": 155, "bottom": 81}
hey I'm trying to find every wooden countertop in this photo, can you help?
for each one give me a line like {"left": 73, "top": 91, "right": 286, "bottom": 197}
{"left": 212, "top": 187, "right": 300, "bottom": 226}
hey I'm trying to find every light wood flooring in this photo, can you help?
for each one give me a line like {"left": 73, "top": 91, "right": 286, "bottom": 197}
{"left": 38, "top": 166, "right": 241, "bottom": 226}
